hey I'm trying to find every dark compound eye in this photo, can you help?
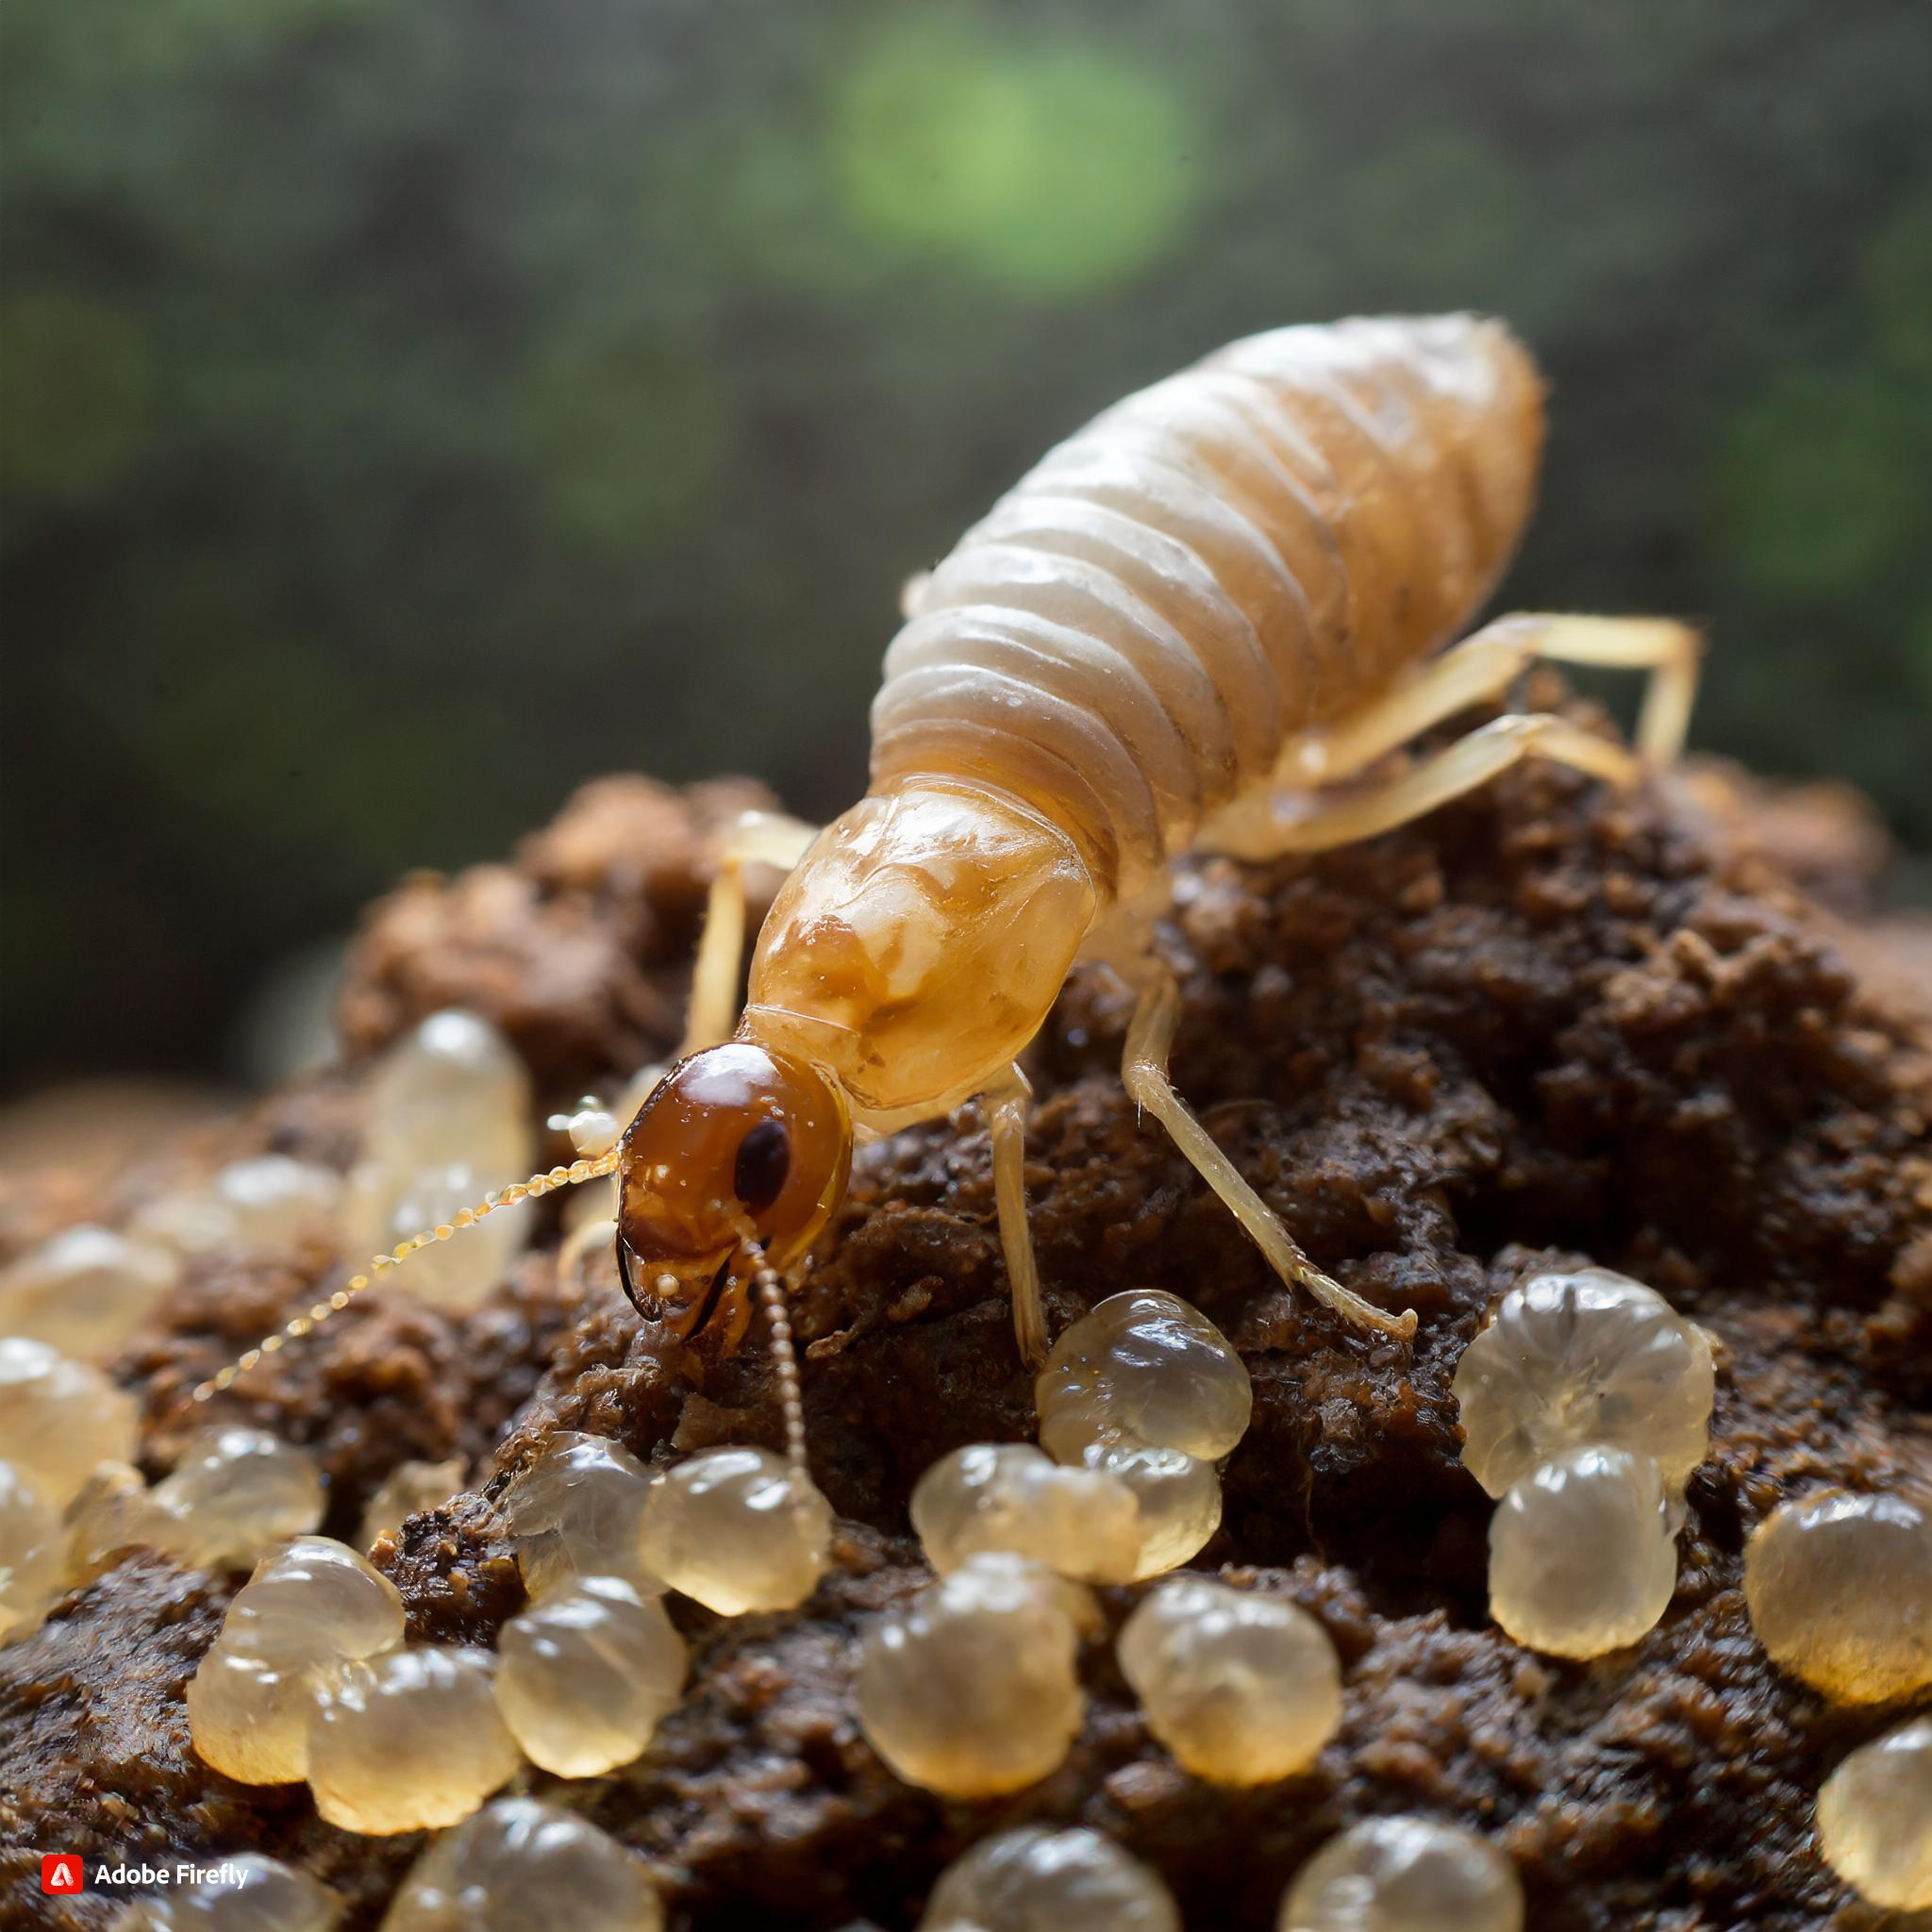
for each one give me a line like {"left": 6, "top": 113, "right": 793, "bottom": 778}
{"left": 733, "top": 1117, "right": 791, "bottom": 1213}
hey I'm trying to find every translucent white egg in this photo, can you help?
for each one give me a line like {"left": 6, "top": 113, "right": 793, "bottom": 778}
{"left": 378, "top": 1798, "right": 663, "bottom": 1931}
{"left": 1452, "top": 1268, "right": 1713, "bottom": 1499}
{"left": 920, "top": 1825, "right": 1178, "bottom": 1932}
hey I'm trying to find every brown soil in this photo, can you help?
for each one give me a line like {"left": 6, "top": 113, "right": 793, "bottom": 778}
{"left": 4, "top": 690, "right": 1928, "bottom": 1931}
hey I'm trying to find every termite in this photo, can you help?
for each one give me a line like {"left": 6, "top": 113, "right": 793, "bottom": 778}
{"left": 199, "top": 312, "right": 1700, "bottom": 1415}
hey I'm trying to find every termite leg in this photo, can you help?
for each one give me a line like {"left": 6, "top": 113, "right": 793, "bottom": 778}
{"left": 1204, "top": 711, "right": 1642, "bottom": 860}
{"left": 1286, "top": 612, "right": 1705, "bottom": 786}
{"left": 684, "top": 809, "right": 820, "bottom": 1054}
{"left": 983, "top": 1065, "right": 1048, "bottom": 1366}
{"left": 1122, "top": 961, "right": 1417, "bottom": 1339}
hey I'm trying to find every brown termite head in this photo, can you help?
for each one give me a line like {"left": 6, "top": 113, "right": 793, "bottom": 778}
{"left": 614, "top": 1040, "right": 851, "bottom": 1333}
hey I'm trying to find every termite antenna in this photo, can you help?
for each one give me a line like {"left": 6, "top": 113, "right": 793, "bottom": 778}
{"left": 751, "top": 1257, "right": 808, "bottom": 1483}
{"left": 192, "top": 1148, "right": 625, "bottom": 1404}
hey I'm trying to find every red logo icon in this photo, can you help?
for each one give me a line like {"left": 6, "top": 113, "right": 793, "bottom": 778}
{"left": 42, "top": 1856, "right": 84, "bottom": 1894}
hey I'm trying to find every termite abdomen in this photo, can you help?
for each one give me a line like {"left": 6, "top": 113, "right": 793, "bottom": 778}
{"left": 888, "top": 313, "right": 1544, "bottom": 897}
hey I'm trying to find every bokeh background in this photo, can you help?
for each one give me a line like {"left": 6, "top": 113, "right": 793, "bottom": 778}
{"left": 5, "top": 0, "right": 1930, "bottom": 1102}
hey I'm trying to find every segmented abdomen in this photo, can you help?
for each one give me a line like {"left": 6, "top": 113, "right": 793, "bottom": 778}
{"left": 873, "top": 314, "right": 1546, "bottom": 895}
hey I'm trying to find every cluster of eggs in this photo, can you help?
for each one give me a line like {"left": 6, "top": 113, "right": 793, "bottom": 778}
{"left": 0, "top": 1002, "right": 837, "bottom": 1923}
{"left": 858, "top": 1289, "right": 1349, "bottom": 1798}
{"left": 185, "top": 1426, "right": 831, "bottom": 1834}
{"left": 1743, "top": 1486, "right": 1932, "bottom": 1910}
{"left": 0, "top": 1336, "right": 327, "bottom": 1647}
{"left": 1451, "top": 1267, "right": 1715, "bottom": 1659}
{"left": 912, "top": 1815, "right": 1524, "bottom": 1932}
{"left": 0, "top": 1216, "right": 334, "bottom": 1652}
{"left": 122, "top": 1797, "right": 1521, "bottom": 1931}
{"left": 10, "top": 995, "right": 1924, "bottom": 1921}
{"left": 0, "top": 1010, "right": 546, "bottom": 1657}
{"left": 0, "top": 1341, "right": 459, "bottom": 1655}
{"left": 108, "top": 1799, "right": 663, "bottom": 1931}
{"left": 908, "top": 1287, "right": 1248, "bottom": 1593}
{"left": 1453, "top": 1264, "right": 1932, "bottom": 1910}
{"left": 505, "top": 1427, "right": 834, "bottom": 1621}
{"left": 0, "top": 1333, "right": 144, "bottom": 1642}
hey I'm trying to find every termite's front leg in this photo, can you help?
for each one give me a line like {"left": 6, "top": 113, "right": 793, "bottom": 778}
{"left": 685, "top": 809, "right": 820, "bottom": 1054}
{"left": 1121, "top": 960, "right": 1417, "bottom": 1339}
{"left": 983, "top": 1066, "right": 1048, "bottom": 1367}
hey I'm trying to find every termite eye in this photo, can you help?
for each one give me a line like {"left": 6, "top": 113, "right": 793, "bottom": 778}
{"left": 734, "top": 1118, "right": 791, "bottom": 1213}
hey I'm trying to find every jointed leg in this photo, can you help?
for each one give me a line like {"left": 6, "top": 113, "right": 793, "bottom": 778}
{"left": 1543, "top": 614, "right": 1702, "bottom": 767}
{"left": 1208, "top": 710, "right": 1641, "bottom": 860}
{"left": 984, "top": 1066, "right": 1048, "bottom": 1366}
{"left": 684, "top": 810, "right": 819, "bottom": 1054}
{"left": 1291, "top": 612, "right": 1704, "bottom": 786}
{"left": 1122, "top": 963, "right": 1417, "bottom": 1339}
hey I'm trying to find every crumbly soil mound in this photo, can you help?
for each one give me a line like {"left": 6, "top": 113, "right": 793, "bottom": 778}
{"left": 4, "top": 691, "right": 1929, "bottom": 1931}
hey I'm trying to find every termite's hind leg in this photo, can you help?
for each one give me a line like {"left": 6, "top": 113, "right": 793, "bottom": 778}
{"left": 684, "top": 809, "right": 820, "bottom": 1054}
{"left": 984, "top": 1066, "right": 1048, "bottom": 1367}
{"left": 1207, "top": 711, "right": 1641, "bottom": 861}
{"left": 1121, "top": 963, "right": 1417, "bottom": 1340}
{"left": 1547, "top": 615, "right": 1704, "bottom": 768}
{"left": 1292, "top": 613, "right": 1704, "bottom": 788}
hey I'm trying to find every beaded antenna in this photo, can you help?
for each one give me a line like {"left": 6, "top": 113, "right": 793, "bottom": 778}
{"left": 192, "top": 1143, "right": 622, "bottom": 1406}
{"left": 192, "top": 1151, "right": 623, "bottom": 1405}
{"left": 750, "top": 1263, "right": 808, "bottom": 1482}
{"left": 192, "top": 1147, "right": 816, "bottom": 1487}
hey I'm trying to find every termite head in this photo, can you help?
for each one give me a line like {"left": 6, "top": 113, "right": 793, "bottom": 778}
{"left": 613, "top": 1041, "right": 850, "bottom": 1335}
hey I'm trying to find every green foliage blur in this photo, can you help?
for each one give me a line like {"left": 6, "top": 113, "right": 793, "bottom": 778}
{"left": 4, "top": 0, "right": 1929, "bottom": 1091}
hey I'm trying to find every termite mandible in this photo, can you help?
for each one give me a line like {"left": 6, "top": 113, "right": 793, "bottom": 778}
{"left": 198, "top": 312, "right": 1700, "bottom": 1411}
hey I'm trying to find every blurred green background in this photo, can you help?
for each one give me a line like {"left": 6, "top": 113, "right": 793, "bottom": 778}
{"left": 4, "top": 0, "right": 1930, "bottom": 1096}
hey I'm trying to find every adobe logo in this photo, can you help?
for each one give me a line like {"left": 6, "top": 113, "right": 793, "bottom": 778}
{"left": 41, "top": 1855, "right": 85, "bottom": 1894}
